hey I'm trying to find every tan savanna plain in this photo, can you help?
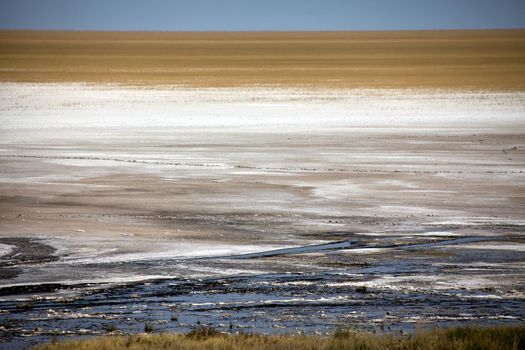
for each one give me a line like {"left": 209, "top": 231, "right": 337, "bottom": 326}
{"left": 0, "top": 29, "right": 524, "bottom": 88}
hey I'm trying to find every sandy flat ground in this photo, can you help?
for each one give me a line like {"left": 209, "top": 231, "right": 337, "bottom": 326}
{"left": 1, "top": 30, "right": 524, "bottom": 89}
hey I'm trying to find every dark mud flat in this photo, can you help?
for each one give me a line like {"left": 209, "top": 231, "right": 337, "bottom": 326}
{"left": 0, "top": 238, "right": 58, "bottom": 281}
{"left": 0, "top": 238, "right": 57, "bottom": 267}
{"left": 1, "top": 234, "right": 524, "bottom": 349}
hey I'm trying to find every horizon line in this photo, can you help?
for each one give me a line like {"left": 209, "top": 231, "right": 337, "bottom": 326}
{"left": 1, "top": 27, "right": 525, "bottom": 34}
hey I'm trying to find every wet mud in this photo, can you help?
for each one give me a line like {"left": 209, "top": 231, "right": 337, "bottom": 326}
{"left": 1, "top": 231, "right": 524, "bottom": 349}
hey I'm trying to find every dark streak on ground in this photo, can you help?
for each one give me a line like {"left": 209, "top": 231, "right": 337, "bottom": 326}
{"left": 0, "top": 237, "right": 58, "bottom": 280}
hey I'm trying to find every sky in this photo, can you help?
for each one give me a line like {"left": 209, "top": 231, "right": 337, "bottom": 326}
{"left": 0, "top": 0, "right": 524, "bottom": 31}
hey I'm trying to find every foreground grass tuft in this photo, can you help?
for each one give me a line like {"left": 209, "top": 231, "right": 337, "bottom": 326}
{"left": 35, "top": 324, "right": 525, "bottom": 350}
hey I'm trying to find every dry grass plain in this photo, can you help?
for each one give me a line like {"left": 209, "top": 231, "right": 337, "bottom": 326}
{"left": 0, "top": 29, "right": 524, "bottom": 88}
{"left": 35, "top": 325, "right": 525, "bottom": 350}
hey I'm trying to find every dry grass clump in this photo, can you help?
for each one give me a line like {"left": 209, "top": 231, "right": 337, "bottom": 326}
{"left": 35, "top": 324, "right": 525, "bottom": 350}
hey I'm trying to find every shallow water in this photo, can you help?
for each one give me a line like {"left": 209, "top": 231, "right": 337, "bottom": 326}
{"left": 1, "top": 233, "right": 524, "bottom": 349}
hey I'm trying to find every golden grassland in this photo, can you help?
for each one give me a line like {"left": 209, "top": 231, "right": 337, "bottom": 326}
{"left": 35, "top": 325, "right": 525, "bottom": 350}
{"left": 1, "top": 29, "right": 524, "bottom": 89}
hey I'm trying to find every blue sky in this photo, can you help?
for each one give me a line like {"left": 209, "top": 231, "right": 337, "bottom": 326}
{"left": 0, "top": 0, "right": 524, "bottom": 31}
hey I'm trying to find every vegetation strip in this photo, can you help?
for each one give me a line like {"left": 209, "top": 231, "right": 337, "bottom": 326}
{"left": 34, "top": 325, "right": 525, "bottom": 350}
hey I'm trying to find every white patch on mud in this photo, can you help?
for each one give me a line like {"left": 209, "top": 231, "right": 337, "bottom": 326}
{"left": 426, "top": 217, "right": 525, "bottom": 227}
{"left": 0, "top": 274, "right": 177, "bottom": 293}
{"left": 450, "top": 242, "right": 525, "bottom": 252}
{"left": 337, "top": 247, "right": 387, "bottom": 254}
{"left": 43, "top": 236, "right": 291, "bottom": 265}
{"left": 311, "top": 180, "right": 363, "bottom": 200}
{"left": 0, "top": 243, "right": 14, "bottom": 257}
{"left": 354, "top": 231, "right": 461, "bottom": 237}
{"left": 353, "top": 274, "right": 500, "bottom": 292}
